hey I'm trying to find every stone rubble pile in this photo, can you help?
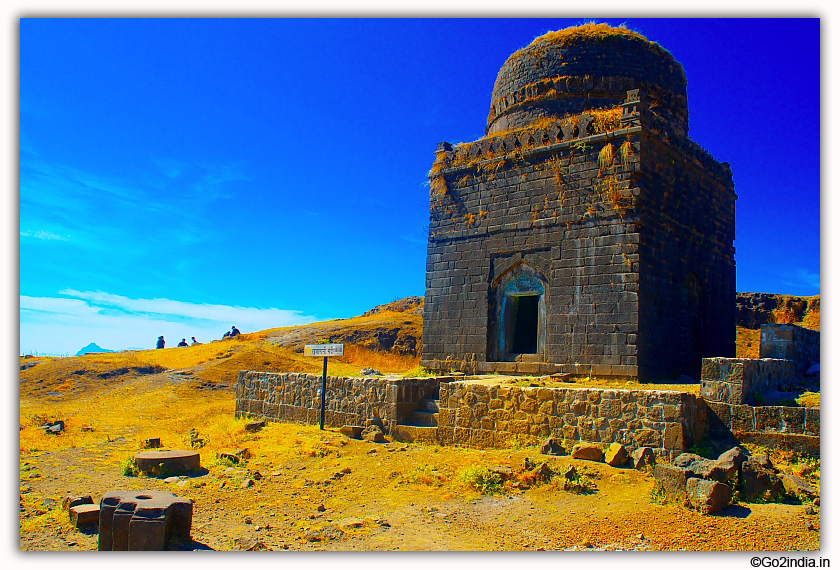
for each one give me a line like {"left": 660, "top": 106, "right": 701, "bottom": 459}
{"left": 653, "top": 446, "right": 818, "bottom": 514}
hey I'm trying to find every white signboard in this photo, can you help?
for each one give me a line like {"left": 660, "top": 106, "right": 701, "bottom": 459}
{"left": 304, "top": 343, "right": 344, "bottom": 357}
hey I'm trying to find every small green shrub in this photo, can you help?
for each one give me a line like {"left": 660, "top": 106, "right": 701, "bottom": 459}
{"left": 459, "top": 466, "right": 505, "bottom": 496}
{"left": 121, "top": 457, "right": 139, "bottom": 477}
{"left": 402, "top": 366, "right": 435, "bottom": 378}
{"left": 687, "top": 440, "right": 715, "bottom": 458}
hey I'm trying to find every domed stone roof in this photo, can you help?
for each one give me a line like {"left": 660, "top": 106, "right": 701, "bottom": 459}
{"left": 486, "top": 23, "right": 689, "bottom": 136}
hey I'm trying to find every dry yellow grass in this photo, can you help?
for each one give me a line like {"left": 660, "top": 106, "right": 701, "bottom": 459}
{"left": 736, "top": 327, "right": 761, "bottom": 359}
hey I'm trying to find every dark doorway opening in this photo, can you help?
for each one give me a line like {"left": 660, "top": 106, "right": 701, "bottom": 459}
{"left": 511, "top": 295, "right": 539, "bottom": 354}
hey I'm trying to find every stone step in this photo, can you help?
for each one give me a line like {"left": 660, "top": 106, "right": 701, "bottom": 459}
{"left": 391, "top": 425, "right": 440, "bottom": 445}
{"left": 408, "top": 410, "right": 439, "bottom": 427}
{"left": 418, "top": 398, "right": 440, "bottom": 413}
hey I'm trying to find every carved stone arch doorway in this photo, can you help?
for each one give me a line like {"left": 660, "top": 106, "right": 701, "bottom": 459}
{"left": 489, "top": 263, "right": 548, "bottom": 362}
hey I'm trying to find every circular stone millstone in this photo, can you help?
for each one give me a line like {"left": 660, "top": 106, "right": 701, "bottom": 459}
{"left": 135, "top": 450, "right": 200, "bottom": 475}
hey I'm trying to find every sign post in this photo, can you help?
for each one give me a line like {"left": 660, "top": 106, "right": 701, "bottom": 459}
{"left": 303, "top": 343, "right": 344, "bottom": 430}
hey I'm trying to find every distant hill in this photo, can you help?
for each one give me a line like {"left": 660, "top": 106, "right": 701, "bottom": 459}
{"left": 75, "top": 343, "right": 114, "bottom": 356}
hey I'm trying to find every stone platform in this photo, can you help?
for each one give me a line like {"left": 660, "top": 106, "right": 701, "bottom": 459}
{"left": 135, "top": 450, "right": 200, "bottom": 475}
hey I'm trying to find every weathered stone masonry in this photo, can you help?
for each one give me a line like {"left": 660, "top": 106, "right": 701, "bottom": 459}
{"left": 237, "top": 371, "right": 706, "bottom": 458}
{"left": 234, "top": 371, "right": 440, "bottom": 433}
{"left": 427, "top": 381, "right": 707, "bottom": 459}
{"left": 421, "top": 27, "right": 736, "bottom": 382}
{"left": 236, "top": 370, "right": 818, "bottom": 455}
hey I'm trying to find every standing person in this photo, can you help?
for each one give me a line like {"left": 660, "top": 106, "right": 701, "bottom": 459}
{"left": 191, "top": 336, "right": 201, "bottom": 345}
{"left": 178, "top": 338, "right": 188, "bottom": 347}
{"left": 156, "top": 336, "right": 165, "bottom": 349}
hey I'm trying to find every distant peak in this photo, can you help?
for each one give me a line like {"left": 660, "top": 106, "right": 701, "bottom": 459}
{"left": 76, "top": 342, "right": 114, "bottom": 356}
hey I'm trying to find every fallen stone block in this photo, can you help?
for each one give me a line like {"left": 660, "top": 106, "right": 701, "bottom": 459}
{"left": 714, "top": 446, "right": 749, "bottom": 481}
{"left": 686, "top": 477, "right": 732, "bottom": 514}
{"left": 98, "top": 490, "right": 192, "bottom": 551}
{"left": 605, "top": 443, "right": 629, "bottom": 467}
{"left": 571, "top": 443, "right": 604, "bottom": 462}
{"left": 739, "top": 456, "right": 784, "bottom": 502}
{"left": 63, "top": 494, "right": 93, "bottom": 512}
{"left": 143, "top": 438, "right": 161, "bottom": 449}
{"left": 631, "top": 447, "right": 656, "bottom": 470}
{"left": 244, "top": 420, "right": 265, "bottom": 433}
{"left": 780, "top": 471, "right": 817, "bottom": 500}
{"left": 135, "top": 450, "right": 200, "bottom": 476}
{"left": 218, "top": 452, "right": 240, "bottom": 465}
{"left": 339, "top": 425, "right": 365, "bottom": 439}
{"left": 70, "top": 504, "right": 100, "bottom": 528}
{"left": 673, "top": 453, "right": 731, "bottom": 483}
{"left": 362, "top": 425, "right": 387, "bottom": 443}
{"left": 539, "top": 437, "right": 566, "bottom": 456}
{"left": 653, "top": 464, "right": 689, "bottom": 502}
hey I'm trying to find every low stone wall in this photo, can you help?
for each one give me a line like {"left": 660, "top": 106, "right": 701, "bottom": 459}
{"left": 234, "top": 371, "right": 442, "bottom": 433}
{"left": 760, "top": 324, "right": 820, "bottom": 375}
{"left": 705, "top": 400, "right": 820, "bottom": 455}
{"left": 235, "top": 370, "right": 818, "bottom": 457}
{"left": 422, "top": 358, "right": 637, "bottom": 379}
{"left": 700, "top": 358, "right": 796, "bottom": 405}
{"left": 433, "top": 382, "right": 706, "bottom": 458}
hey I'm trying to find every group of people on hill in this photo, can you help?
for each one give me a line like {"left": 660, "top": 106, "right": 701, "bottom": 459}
{"left": 155, "top": 326, "right": 241, "bottom": 349}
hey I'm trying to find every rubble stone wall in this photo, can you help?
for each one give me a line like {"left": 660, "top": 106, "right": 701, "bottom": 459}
{"left": 434, "top": 381, "right": 706, "bottom": 458}
{"left": 234, "top": 371, "right": 441, "bottom": 433}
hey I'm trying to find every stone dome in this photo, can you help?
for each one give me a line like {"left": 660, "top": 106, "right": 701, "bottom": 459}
{"left": 486, "top": 24, "right": 689, "bottom": 136}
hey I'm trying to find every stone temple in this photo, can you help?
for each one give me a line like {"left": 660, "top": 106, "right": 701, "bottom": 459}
{"left": 420, "top": 24, "right": 737, "bottom": 382}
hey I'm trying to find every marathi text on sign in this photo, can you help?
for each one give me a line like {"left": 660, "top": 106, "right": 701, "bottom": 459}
{"left": 304, "top": 343, "right": 344, "bottom": 357}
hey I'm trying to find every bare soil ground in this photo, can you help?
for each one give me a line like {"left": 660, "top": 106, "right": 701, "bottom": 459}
{"left": 18, "top": 304, "right": 820, "bottom": 552}
{"left": 19, "top": 372, "right": 819, "bottom": 552}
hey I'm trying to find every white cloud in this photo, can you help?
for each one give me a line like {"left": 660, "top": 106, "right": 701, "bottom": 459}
{"left": 20, "top": 291, "right": 319, "bottom": 356}
{"left": 20, "top": 230, "right": 70, "bottom": 241}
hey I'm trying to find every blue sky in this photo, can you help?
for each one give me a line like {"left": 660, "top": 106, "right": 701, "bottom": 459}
{"left": 19, "top": 17, "right": 821, "bottom": 355}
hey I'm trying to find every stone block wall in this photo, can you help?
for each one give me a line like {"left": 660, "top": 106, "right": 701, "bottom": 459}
{"left": 423, "top": 90, "right": 735, "bottom": 382}
{"left": 700, "top": 358, "right": 796, "bottom": 405}
{"left": 705, "top": 401, "right": 820, "bottom": 455}
{"left": 235, "top": 371, "right": 441, "bottom": 433}
{"left": 635, "top": 133, "right": 736, "bottom": 381}
{"left": 434, "top": 381, "right": 706, "bottom": 458}
{"left": 760, "top": 324, "right": 820, "bottom": 375}
{"left": 422, "top": 119, "right": 644, "bottom": 378}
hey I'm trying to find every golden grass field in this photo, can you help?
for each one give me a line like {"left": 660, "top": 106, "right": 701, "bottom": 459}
{"left": 19, "top": 300, "right": 820, "bottom": 551}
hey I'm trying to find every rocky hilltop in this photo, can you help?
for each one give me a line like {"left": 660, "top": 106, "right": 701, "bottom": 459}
{"left": 736, "top": 293, "right": 820, "bottom": 330}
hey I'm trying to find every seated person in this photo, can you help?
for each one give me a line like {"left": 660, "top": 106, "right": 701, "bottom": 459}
{"left": 178, "top": 338, "right": 188, "bottom": 347}
{"left": 230, "top": 326, "right": 241, "bottom": 337}
{"left": 191, "top": 336, "right": 201, "bottom": 345}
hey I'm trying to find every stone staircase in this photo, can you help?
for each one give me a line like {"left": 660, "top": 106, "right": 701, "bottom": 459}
{"left": 407, "top": 397, "right": 439, "bottom": 427}
{"left": 391, "top": 397, "right": 441, "bottom": 444}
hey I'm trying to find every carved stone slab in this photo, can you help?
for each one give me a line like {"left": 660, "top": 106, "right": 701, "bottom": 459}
{"left": 98, "top": 490, "right": 192, "bottom": 551}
